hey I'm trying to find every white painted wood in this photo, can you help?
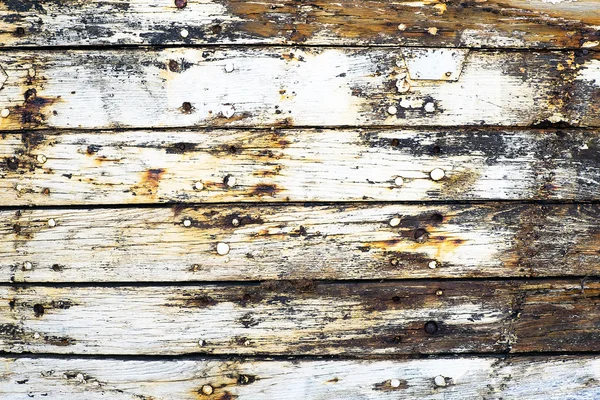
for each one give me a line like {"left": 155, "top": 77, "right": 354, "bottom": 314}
{"left": 2, "top": 356, "right": 600, "bottom": 399}
{"left": 3, "top": 129, "right": 600, "bottom": 205}
{"left": 0, "top": 0, "right": 598, "bottom": 49}
{"left": 0, "top": 48, "right": 597, "bottom": 130}
{"left": 1, "top": 280, "right": 599, "bottom": 355}
{"left": 2, "top": 204, "right": 600, "bottom": 282}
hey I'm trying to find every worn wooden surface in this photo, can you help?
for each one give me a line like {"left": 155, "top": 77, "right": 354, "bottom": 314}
{"left": 3, "top": 356, "right": 600, "bottom": 399}
{"left": 1, "top": 1, "right": 599, "bottom": 398}
{"left": 1, "top": 279, "right": 600, "bottom": 355}
{"left": 1, "top": 0, "right": 600, "bottom": 49}
{"left": 3, "top": 203, "right": 600, "bottom": 282}
{"left": 0, "top": 48, "right": 599, "bottom": 129}
{"left": 3, "top": 128, "right": 600, "bottom": 205}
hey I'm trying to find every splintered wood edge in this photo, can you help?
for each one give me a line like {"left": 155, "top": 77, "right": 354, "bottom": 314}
{"left": 1, "top": 280, "right": 600, "bottom": 355}
{"left": 2, "top": 128, "right": 600, "bottom": 205}
{"left": 2, "top": 355, "right": 600, "bottom": 399}
{"left": 2, "top": 203, "right": 600, "bottom": 282}
{"left": 0, "top": 0, "right": 599, "bottom": 48}
{"left": 0, "top": 48, "right": 598, "bottom": 130}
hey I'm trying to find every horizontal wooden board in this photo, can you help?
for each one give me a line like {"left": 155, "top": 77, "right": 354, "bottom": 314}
{"left": 3, "top": 203, "right": 600, "bottom": 282}
{"left": 1, "top": 0, "right": 600, "bottom": 49}
{"left": 2, "top": 356, "right": 600, "bottom": 399}
{"left": 1, "top": 280, "right": 600, "bottom": 355}
{"left": 0, "top": 47, "right": 599, "bottom": 129}
{"left": 3, "top": 129, "right": 600, "bottom": 205}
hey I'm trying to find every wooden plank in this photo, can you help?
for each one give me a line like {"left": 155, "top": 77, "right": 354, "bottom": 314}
{"left": 0, "top": 47, "right": 599, "bottom": 130}
{"left": 3, "top": 128, "right": 600, "bottom": 205}
{"left": 1, "top": 280, "right": 599, "bottom": 355}
{"left": 1, "top": 0, "right": 599, "bottom": 49}
{"left": 3, "top": 203, "right": 600, "bottom": 282}
{"left": 3, "top": 356, "right": 600, "bottom": 399}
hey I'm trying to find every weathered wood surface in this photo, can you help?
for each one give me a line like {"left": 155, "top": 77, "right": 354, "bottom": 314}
{"left": 3, "top": 129, "right": 600, "bottom": 205}
{"left": 1, "top": 279, "right": 599, "bottom": 355}
{"left": 3, "top": 356, "right": 600, "bottom": 399}
{"left": 0, "top": 48, "right": 599, "bottom": 129}
{"left": 1, "top": 0, "right": 600, "bottom": 49}
{"left": 3, "top": 203, "right": 600, "bottom": 282}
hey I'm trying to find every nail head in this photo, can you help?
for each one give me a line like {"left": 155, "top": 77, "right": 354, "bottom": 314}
{"left": 1, "top": 109, "right": 10, "bottom": 118}
{"left": 180, "top": 28, "right": 189, "bottom": 38}
{"left": 225, "top": 62, "right": 235, "bottom": 73}
{"left": 183, "top": 219, "right": 192, "bottom": 227}
{"left": 194, "top": 181, "right": 204, "bottom": 191}
{"left": 428, "top": 261, "right": 437, "bottom": 269}
{"left": 430, "top": 168, "right": 445, "bottom": 181}
{"left": 390, "top": 378, "right": 401, "bottom": 388}
{"left": 424, "top": 321, "right": 438, "bottom": 334}
{"left": 48, "top": 218, "right": 56, "bottom": 227}
{"left": 201, "top": 385, "right": 214, "bottom": 395}
{"left": 389, "top": 217, "right": 401, "bottom": 227}
{"left": 217, "top": 242, "right": 230, "bottom": 255}
{"left": 434, "top": 375, "right": 447, "bottom": 387}
{"left": 394, "top": 177, "right": 404, "bottom": 187}
{"left": 388, "top": 105, "right": 398, "bottom": 115}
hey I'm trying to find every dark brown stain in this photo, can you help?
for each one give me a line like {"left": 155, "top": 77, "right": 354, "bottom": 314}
{"left": 86, "top": 145, "right": 101, "bottom": 155}
{"left": 169, "top": 292, "right": 218, "bottom": 308}
{"left": 11, "top": 88, "right": 61, "bottom": 127}
{"left": 131, "top": 168, "right": 166, "bottom": 197}
{"left": 44, "top": 335, "right": 76, "bottom": 346}
{"left": 248, "top": 184, "right": 279, "bottom": 197}
{"left": 20, "top": 132, "right": 45, "bottom": 150}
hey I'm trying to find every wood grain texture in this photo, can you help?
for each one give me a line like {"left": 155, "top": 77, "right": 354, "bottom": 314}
{"left": 3, "top": 356, "right": 600, "bottom": 399}
{"left": 1, "top": 280, "right": 599, "bottom": 355}
{"left": 3, "top": 203, "right": 600, "bottom": 282}
{"left": 1, "top": 0, "right": 599, "bottom": 49}
{"left": 3, "top": 128, "right": 600, "bottom": 205}
{"left": 0, "top": 47, "right": 599, "bottom": 129}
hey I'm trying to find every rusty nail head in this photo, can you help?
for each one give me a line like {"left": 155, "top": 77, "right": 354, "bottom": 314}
{"left": 424, "top": 321, "right": 438, "bottom": 334}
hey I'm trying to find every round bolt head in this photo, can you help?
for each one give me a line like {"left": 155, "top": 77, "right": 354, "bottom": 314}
{"left": 180, "top": 28, "right": 189, "bottom": 38}
{"left": 389, "top": 217, "right": 401, "bottom": 227}
{"left": 225, "top": 62, "right": 235, "bottom": 73}
{"left": 1, "top": 108, "right": 10, "bottom": 118}
{"left": 430, "top": 168, "right": 445, "bottom": 181}
{"left": 394, "top": 177, "right": 404, "bottom": 187}
{"left": 222, "top": 104, "right": 235, "bottom": 118}
{"left": 434, "top": 375, "right": 447, "bottom": 387}
{"left": 216, "top": 242, "right": 230, "bottom": 255}
{"left": 387, "top": 105, "right": 398, "bottom": 115}
{"left": 201, "top": 385, "right": 213, "bottom": 395}
{"left": 390, "top": 378, "right": 402, "bottom": 388}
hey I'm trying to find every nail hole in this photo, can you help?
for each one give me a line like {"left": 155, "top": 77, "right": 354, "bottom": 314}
{"left": 432, "top": 145, "right": 441, "bottom": 154}
{"left": 413, "top": 228, "right": 429, "bottom": 243}
{"left": 33, "top": 304, "right": 44, "bottom": 317}
{"left": 181, "top": 102, "right": 193, "bottom": 113}
{"left": 228, "top": 145, "right": 238, "bottom": 154}
{"left": 391, "top": 296, "right": 401, "bottom": 303}
{"left": 211, "top": 24, "right": 222, "bottom": 34}
{"left": 175, "top": 0, "right": 187, "bottom": 8}
{"left": 15, "top": 27, "right": 25, "bottom": 36}
{"left": 391, "top": 138, "right": 400, "bottom": 147}
{"left": 424, "top": 321, "right": 438, "bottom": 334}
